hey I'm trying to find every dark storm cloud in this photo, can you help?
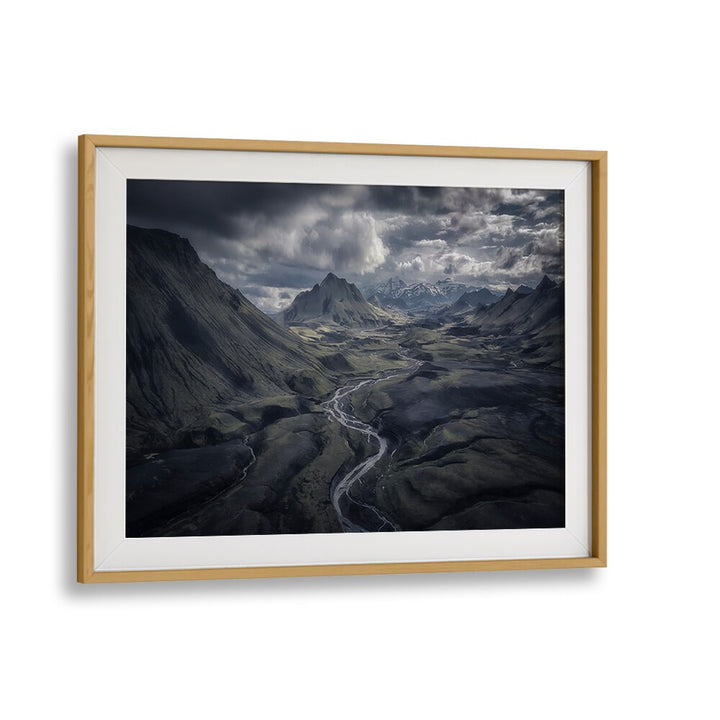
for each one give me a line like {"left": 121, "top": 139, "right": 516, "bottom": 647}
{"left": 127, "top": 180, "right": 564, "bottom": 311}
{"left": 240, "top": 265, "right": 325, "bottom": 291}
{"left": 128, "top": 180, "right": 339, "bottom": 236}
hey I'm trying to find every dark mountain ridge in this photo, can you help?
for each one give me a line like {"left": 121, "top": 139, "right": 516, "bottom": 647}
{"left": 470, "top": 275, "right": 563, "bottom": 337}
{"left": 451, "top": 288, "right": 500, "bottom": 310}
{"left": 126, "top": 226, "right": 333, "bottom": 458}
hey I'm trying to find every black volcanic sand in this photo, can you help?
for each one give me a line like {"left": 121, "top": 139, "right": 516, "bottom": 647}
{"left": 125, "top": 326, "right": 414, "bottom": 536}
{"left": 349, "top": 360, "right": 564, "bottom": 530}
{"left": 126, "top": 440, "right": 254, "bottom": 536}
{"left": 126, "top": 323, "right": 565, "bottom": 535}
{"left": 128, "top": 409, "right": 373, "bottom": 536}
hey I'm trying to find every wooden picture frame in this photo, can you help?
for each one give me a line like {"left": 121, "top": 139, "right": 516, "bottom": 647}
{"left": 78, "top": 135, "right": 606, "bottom": 582}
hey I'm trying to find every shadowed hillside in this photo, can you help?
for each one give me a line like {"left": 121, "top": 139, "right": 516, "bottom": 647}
{"left": 126, "top": 226, "right": 333, "bottom": 460}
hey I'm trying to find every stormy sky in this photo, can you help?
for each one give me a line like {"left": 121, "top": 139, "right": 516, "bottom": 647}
{"left": 127, "top": 180, "right": 564, "bottom": 313}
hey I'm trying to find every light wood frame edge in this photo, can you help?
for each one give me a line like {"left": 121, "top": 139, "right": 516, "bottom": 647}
{"left": 77, "top": 135, "right": 607, "bottom": 583}
{"left": 591, "top": 153, "right": 608, "bottom": 565}
{"left": 78, "top": 135, "right": 95, "bottom": 583}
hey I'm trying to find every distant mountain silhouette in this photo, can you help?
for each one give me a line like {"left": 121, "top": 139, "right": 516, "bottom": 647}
{"left": 283, "top": 273, "right": 389, "bottom": 327}
{"left": 126, "top": 226, "right": 332, "bottom": 458}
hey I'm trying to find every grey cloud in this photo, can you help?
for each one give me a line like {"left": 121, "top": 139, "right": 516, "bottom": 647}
{"left": 127, "top": 180, "right": 563, "bottom": 310}
{"left": 496, "top": 247, "right": 522, "bottom": 270}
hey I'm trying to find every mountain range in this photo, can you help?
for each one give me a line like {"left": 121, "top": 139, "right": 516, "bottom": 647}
{"left": 127, "top": 227, "right": 565, "bottom": 454}
{"left": 363, "top": 276, "right": 502, "bottom": 310}
{"left": 469, "top": 275, "right": 563, "bottom": 338}
{"left": 125, "top": 227, "right": 566, "bottom": 536}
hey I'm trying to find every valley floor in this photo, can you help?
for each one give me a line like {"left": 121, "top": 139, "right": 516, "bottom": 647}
{"left": 126, "top": 319, "right": 564, "bottom": 536}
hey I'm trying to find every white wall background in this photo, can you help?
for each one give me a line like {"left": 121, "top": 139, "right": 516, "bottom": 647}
{"left": 2, "top": 2, "right": 717, "bottom": 718}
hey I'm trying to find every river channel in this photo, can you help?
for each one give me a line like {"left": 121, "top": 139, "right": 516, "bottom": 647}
{"left": 321, "top": 352, "right": 421, "bottom": 532}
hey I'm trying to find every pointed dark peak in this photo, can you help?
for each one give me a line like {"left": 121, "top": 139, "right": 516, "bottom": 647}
{"left": 515, "top": 284, "right": 533, "bottom": 296}
{"left": 321, "top": 272, "right": 342, "bottom": 286}
{"left": 536, "top": 275, "right": 556, "bottom": 292}
{"left": 503, "top": 288, "right": 515, "bottom": 299}
{"left": 283, "top": 270, "right": 386, "bottom": 327}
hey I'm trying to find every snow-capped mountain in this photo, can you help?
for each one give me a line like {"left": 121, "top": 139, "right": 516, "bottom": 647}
{"left": 370, "top": 276, "right": 408, "bottom": 299}
{"left": 363, "top": 277, "right": 501, "bottom": 310}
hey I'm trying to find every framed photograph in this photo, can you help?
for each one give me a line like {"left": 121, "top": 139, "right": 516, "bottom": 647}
{"left": 78, "top": 135, "right": 606, "bottom": 582}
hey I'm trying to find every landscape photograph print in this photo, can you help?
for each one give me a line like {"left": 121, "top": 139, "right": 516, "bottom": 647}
{"left": 126, "top": 179, "right": 565, "bottom": 537}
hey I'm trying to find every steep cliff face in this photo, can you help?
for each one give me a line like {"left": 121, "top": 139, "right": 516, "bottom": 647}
{"left": 282, "top": 272, "right": 389, "bottom": 327}
{"left": 126, "top": 226, "right": 332, "bottom": 457}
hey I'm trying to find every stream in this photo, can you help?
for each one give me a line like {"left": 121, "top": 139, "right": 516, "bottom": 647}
{"left": 321, "top": 351, "right": 422, "bottom": 532}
